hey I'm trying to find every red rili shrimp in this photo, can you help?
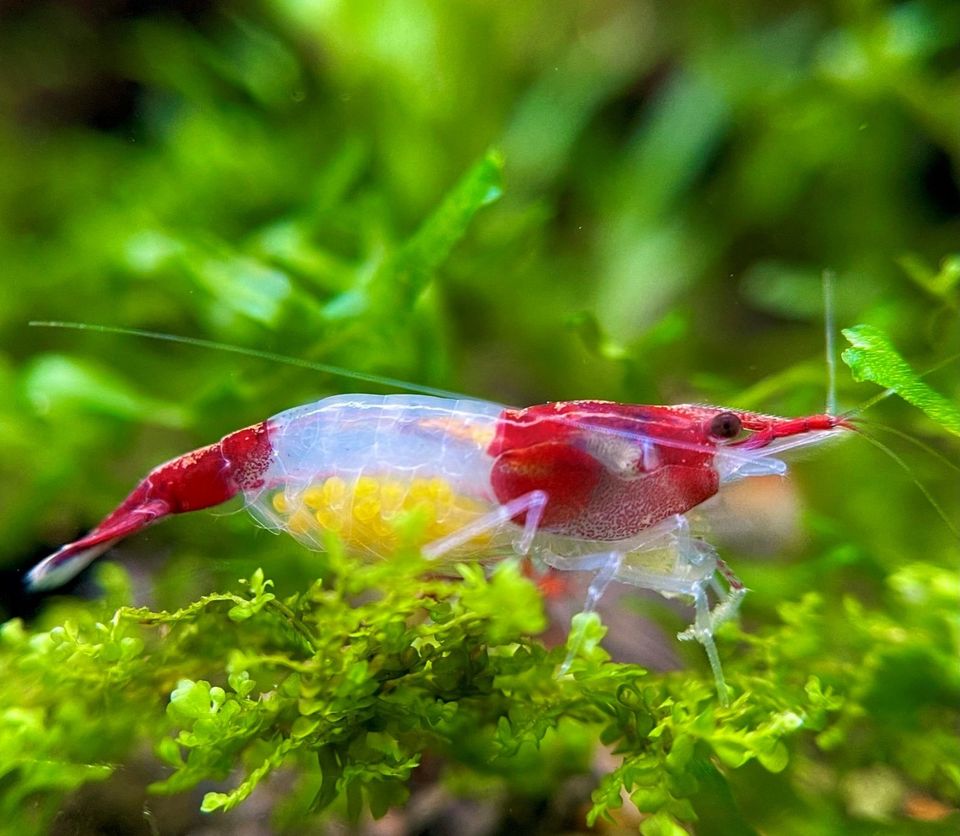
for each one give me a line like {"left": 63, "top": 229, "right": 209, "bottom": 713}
{"left": 26, "top": 385, "right": 853, "bottom": 704}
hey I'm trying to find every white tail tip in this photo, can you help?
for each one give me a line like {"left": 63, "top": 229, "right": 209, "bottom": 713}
{"left": 25, "top": 539, "right": 119, "bottom": 592}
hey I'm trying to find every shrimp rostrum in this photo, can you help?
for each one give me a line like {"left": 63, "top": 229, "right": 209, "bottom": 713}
{"left": 26, "top": 394, "right": 852, "bottom": 704}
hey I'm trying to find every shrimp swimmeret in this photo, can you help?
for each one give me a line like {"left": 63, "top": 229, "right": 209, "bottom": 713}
{"left": 26, "top": 389, "right": 853, "bottom": 704}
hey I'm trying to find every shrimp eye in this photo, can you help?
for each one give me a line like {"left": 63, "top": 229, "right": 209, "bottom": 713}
{"left": 709, "top": 411, "right": 742, "bottom": 440}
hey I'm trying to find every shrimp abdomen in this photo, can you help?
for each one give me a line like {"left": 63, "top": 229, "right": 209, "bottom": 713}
{"left": 244, "top": 395, "right": 504, "bottom": 558}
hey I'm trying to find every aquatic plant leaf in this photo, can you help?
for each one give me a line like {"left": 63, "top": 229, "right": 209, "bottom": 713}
{"left": 23, "top": 355, "right": 189, "bottom": 428}
{"left": 390, "top": 150, "right": 504, "bottom": 299}
{"left": 841, "top": 324, "right": 960, "bottom": 436}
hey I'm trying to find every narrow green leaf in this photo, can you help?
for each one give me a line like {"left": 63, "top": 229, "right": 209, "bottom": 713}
{"left": 310, "top": 746, "right": 343, "bottom": 814}
{"left": 187, "top": 253, "right": 293, "bottom": 328}
{"left": 566, "top": 310, "right": 629, "bottom": 360}
{"left": 345, "top": 777, "right": 363, "bottom": 823}
{"left": 841, "top": 324, "right": 960, "bottom": 436}
{"left": 390, "top": 150, "right": 504, "bottom": 298}
{"left": 898, "top": 253, "right": 960, "bottom": 299}
{"left": 23, "top": 355, "right": 188, "bottom": 428}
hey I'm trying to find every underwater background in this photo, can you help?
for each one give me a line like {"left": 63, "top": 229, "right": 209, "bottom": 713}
{"left": 0, "top": 1, "right": 958, "bottom": 833}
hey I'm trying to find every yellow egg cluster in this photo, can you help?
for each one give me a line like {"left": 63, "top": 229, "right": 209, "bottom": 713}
{"left": 270, "top": 474, "right": 493, "bottom": 555}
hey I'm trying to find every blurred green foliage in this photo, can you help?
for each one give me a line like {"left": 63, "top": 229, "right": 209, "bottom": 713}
{"left": 0, "top": 0, "right": 958, "bottom": 833}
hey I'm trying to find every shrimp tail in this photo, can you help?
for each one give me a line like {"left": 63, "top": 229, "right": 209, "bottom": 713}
{"left": 25, "top": 503, "right": 170, "bottom": 590}
{"left": 26, "top": 422, "right": 273, "bottom": 591}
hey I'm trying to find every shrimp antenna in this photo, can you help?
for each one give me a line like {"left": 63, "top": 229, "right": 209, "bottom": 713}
{"left": 854, "top": 426, "right": 960, "bottom": 540}
{"left": 28, "top": 321, "right": 470, "bottom": 401}
{"left": 858, "top": 420, "right": 960, "bottom": 477}
{"left": 822, "top": 269, "right": 838, "bottom": 416}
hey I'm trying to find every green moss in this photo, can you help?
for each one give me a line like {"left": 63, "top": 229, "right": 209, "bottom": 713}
{"left": 3, "top": 543, "right": 958, "bottom": 832}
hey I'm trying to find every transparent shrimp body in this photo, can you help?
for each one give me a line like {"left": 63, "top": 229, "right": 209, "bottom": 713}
{"left": 245, "top": 395, "right": 511, "bottom": 559}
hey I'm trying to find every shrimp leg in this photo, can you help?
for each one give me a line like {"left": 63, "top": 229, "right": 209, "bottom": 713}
{"left": 422, "top": 489, "right": 548, "bottom": 560}
{"left": 697, "top": 557, "right": 747, "bottom": 635}
{"left": 687, "top": 583, "right": 729, "bottom": 705}
{"left": 554, "top": 551, "right": 624, "bottom": 674}
{"left": 544, "top": 516, "right": 742, "bottom": 705}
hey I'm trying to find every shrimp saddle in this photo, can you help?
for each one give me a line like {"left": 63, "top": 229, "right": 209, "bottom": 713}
{"left": 26, "top": 393, "right": 852, "bottom": 705}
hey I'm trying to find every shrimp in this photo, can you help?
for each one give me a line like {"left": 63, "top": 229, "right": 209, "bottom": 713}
{"left": 25, "top": 392, "right": 852, "bottom": 704}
